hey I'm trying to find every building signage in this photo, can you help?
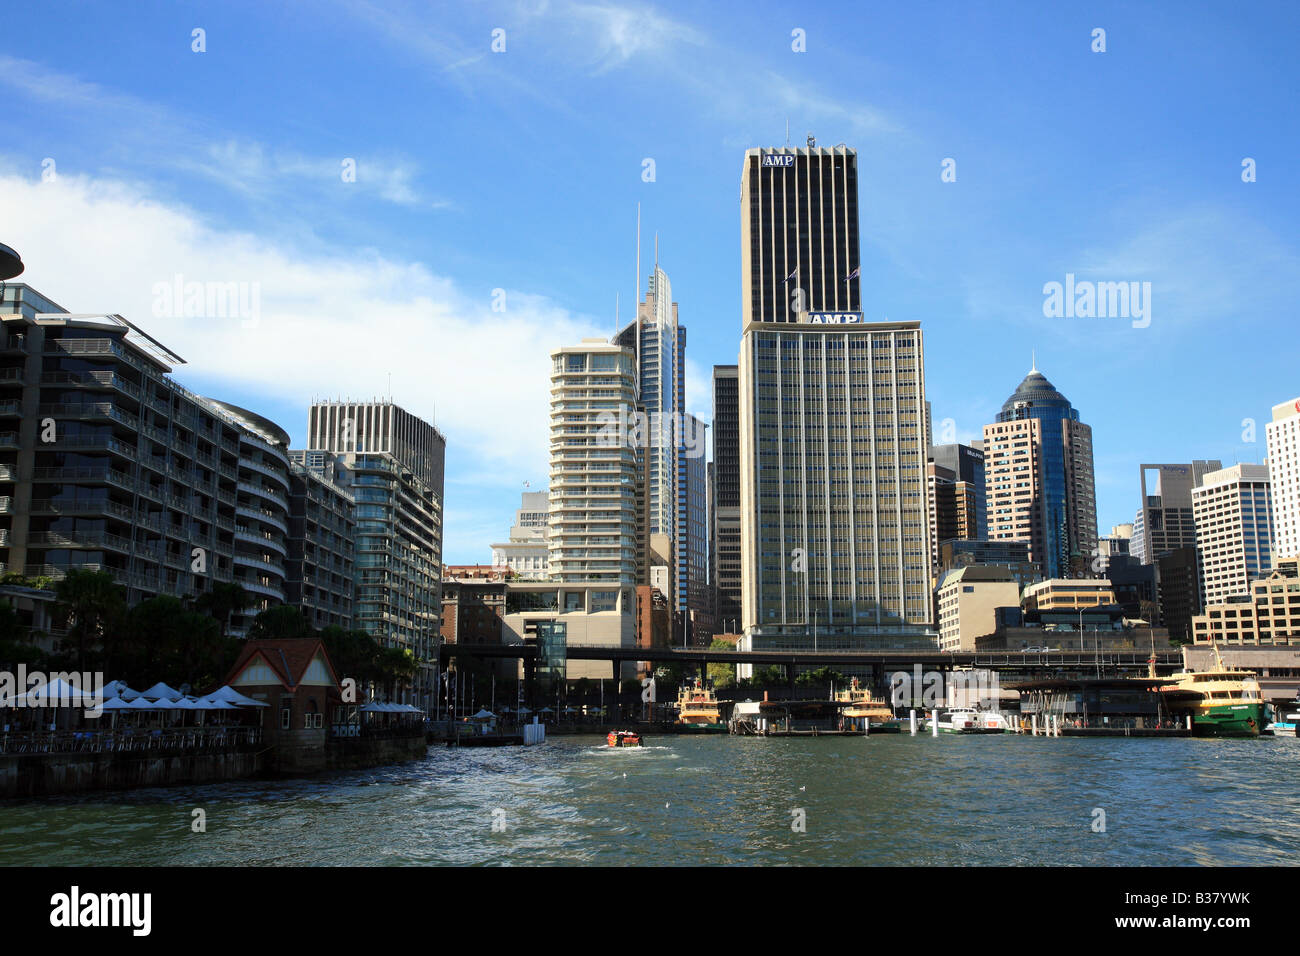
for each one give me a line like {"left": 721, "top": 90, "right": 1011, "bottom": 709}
{"left": 761, "top": 153, "right": 795, "bottom": 168}
{"left": 804, "top": 311, "right": 863, "bottom": 324}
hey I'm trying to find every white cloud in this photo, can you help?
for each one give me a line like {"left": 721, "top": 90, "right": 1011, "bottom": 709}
{"left": 1, "top": 171, "right": 603, "bottom": 505}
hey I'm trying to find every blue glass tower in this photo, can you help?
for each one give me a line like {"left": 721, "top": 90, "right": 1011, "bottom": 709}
{"left": 994, "top": 366, "right": 1096, "bottom": 579}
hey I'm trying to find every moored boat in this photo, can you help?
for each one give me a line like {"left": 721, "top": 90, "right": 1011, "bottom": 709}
{"left": 676, "top": 677, "right": 727, "bottom": 730}
{"left": 1265, "top": 699, "right": 1300, "bottom": 737}
{"left": 607, "top": 730, "right": 643, "bottom": 747}
{"left": 834, "top": 678, "right": 901, "bottom": 733}
{"left": 924, "top": 709, "right": 1006, "bottom": 734}
{"left": 1160, "top": 644, "right": 1266, "bottom": 738}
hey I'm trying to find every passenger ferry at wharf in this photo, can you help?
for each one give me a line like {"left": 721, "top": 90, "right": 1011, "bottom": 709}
{"left": 676, "top": 677, "right": 727, "bottom": 731}
{"left": 1160, "top": 644, "right": 1267, "bottom": 737}
{"left": 834, "top": 678, "right": 901, "bottom": 732}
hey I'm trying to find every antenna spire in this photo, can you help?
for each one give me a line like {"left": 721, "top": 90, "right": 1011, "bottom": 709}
{"left": 1031, "top": 349, "right": 1038, "bottom": 373}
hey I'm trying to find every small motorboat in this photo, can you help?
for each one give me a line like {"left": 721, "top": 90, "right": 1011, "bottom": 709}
{"left": 607, "top": 730, "right": 643, "bottom": 747}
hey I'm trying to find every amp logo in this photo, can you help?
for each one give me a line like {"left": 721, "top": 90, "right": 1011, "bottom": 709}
{"left": 761, "top": 154, "right": 795, "bottom": 168}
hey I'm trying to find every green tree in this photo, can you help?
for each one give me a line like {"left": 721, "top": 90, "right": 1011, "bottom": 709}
{"left": 707, "top": 639, "right": 736, "bottom": 689}
{"left": 54, "top": 568, "right": 126, "bottom": 671}
{"left": 194, "top": 581, "right": 251, "bottom": 640}
{"left": 0, "top": 599, "right": 41, "bottom": 669}
{"left": 247, "top": 604, "right": 314, "bottom": 642}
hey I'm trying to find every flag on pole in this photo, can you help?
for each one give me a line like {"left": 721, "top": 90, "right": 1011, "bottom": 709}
{"left": 781, "top": 267, "right": 799, "bottom": 285}
{"left": 844, "top": 267, "right": 860, "bottom": 282}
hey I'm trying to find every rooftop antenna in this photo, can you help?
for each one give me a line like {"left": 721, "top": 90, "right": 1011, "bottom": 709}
{"left": 1031, "top": 349, "right": 1038, "bottom": 373}
{"left": 654, "top": 232, "right": 659, "bottom": 270}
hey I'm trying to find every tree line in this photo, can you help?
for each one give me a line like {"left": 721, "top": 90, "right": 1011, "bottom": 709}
{"left": 0, "top": 568, "right": 417, "bottom": 698}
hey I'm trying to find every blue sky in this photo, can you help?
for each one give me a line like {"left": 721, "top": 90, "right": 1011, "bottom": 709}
{"left": 2, "top": 0, "right": 1297, "bottom": 563}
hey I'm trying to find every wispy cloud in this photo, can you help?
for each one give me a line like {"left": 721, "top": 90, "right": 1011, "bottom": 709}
{"left": 0, "top": 56, "right": 444, "bottom": 211}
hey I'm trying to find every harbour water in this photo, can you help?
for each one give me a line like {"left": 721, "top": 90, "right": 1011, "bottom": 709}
{"left": 3, "top": 734, "right": 1299, "bottom": 866}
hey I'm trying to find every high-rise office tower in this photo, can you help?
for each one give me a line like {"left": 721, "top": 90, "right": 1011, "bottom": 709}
{"left": 307, "top": 400, "right": 445, "bottom": 708}
{"left": 926, "top": 442, "right": 985, "bottom": 568}
{"left": 1192, "top": 463, "right": 1273, "bottom": 605}
{"left": 1266, "top": 398, "right": 1300, "bottom": 564}
{"left": 984, "top": 364, "right": 1097, "bottom": 579}
{"left": 614, "top": 265, "right": 681, "bottom": 593}
{"left": 711, "top": 365, "right": 741, "bottom": 633}
{"left": 1132, "top": 461, "right": 1222, "bottom": 564}
{"left": 680, "top": 411, "right": 710, "bottom": 644}
{"left": 740, "top": 142, "right": 860, "bottom": 326}
{"left": 738, "top": 144, "right": 932, "bottom": 648}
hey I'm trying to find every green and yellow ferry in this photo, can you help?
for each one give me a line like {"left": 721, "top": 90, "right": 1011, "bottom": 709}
{"left": 1161, "top": 644, "right": 1266, "bottom": 738}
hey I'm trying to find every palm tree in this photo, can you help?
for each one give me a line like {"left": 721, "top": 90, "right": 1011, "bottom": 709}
{"left": 54, "top": 568, "right": 125, "bottom": 671}
{"left": 194, "top": 581, "right": 251, "bottom": 640}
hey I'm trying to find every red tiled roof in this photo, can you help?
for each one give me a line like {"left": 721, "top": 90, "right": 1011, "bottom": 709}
{"left": 221, "top": 638, "right": 340, "bottom": 691}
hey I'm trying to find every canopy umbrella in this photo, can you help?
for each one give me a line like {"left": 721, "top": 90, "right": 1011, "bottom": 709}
{"left": 103, "top": 679, "right": 140, "bottom": 701}
{"left": 205, "top": 685, "right": 270, "bottom": 707}
{"left": 539, "top": 707, "right": 554, "bottom": 714}
{"left": 358, "top": 702, "right": 386, "bottom": 712}
{"left": 196, "top": 698, "right": 239, "bottom": 711}
{"left": 99, "top": 697, "right": 138, "bottom": 711}
{"left": 125, "top": 697, "right": 164, "bottom": 710}
{"left": 6, "top": 677, "right": 99, "bottom": 708}
{"left": 471, "top": 709, "right": 496, "bottom": 720}
{"left": 515, "top": 706, "right": 532, "bottom": 715}
{"left": 139, "top": 682, "right": 183, "bottom": 702}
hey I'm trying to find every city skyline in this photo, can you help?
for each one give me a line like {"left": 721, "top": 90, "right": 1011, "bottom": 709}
{"left": 1, "top": 2, "right": 1297, "bottom": 566}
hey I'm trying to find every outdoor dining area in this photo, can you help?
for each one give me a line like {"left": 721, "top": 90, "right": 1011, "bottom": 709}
{"left": 0, "top": 679, "right": 267, "bottom": 755}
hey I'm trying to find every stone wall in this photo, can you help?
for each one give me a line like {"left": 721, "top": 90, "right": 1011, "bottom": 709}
{"left": 0, "top": 751, "right": 264, "bottom": 798}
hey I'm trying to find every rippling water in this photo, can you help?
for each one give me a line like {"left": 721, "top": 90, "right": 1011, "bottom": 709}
{"left": 3, "top": 734, "right": 1299, "bottom": 866}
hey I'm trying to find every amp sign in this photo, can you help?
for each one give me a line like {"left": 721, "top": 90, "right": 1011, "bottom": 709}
{"left": 805, "top": 311, "right": 863, "bottom": 324}
{"left": 761, "top": 154, "right": 795, "bottom": 168}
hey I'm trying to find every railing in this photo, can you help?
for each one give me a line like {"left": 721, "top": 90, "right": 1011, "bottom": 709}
{"left": 0, "top": 725, "right": 264, "bottom": 754}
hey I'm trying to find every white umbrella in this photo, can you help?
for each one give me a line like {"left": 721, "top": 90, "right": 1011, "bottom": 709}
{"left": 196, "top": 698, "right": 239, "bottom": 711}
{"left": 139, "top": 682, "right": 183, "bottom": 702}
{"left": 126, "top": 697, "right": 164, "bottom": 710}
{"left": 99, "top": 697, "right": 137, "bottom": 711}
{"left": 359, "top": 702, "right": 385, "bottom": 712}
{"left": 205, "top": 685, "right": 270, "bottom": 707}
{"left": 103, "top": 679, "right": 139, "bottom": 701}
{"left": 7, "top": 677, "right": 98, "bottom": 708}
{"left": 471, "top": 709, "right": 496, "bottom": 719}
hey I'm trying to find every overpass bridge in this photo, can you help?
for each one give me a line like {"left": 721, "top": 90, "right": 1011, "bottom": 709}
{"left": 439, "top": 641, "right": 1183, "bottom": 677}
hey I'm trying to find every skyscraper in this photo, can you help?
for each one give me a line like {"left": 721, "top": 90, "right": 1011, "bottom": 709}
{"left": 1132, "top": 461, "right": 1222, "bottom": 564}
{"left": 984, "top": 364, "right": 1097, "bottom": 579}
{"left": 711, "top": 365, "right": 741, "bottom": 633}
{"left": 738, "top": 144, "right": 933, "bottom": 650}
{"left": 1266, "top": 398, "right": 1300, "bottom": 564}
{"left": 307, "top": 400, "right": 445, "bottom": 708}
{"left": 1192, "top": 463, "right": 1273, "bottom": 606}
{"left": 926, "top": 442, "right": 985, "bottom": 568}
